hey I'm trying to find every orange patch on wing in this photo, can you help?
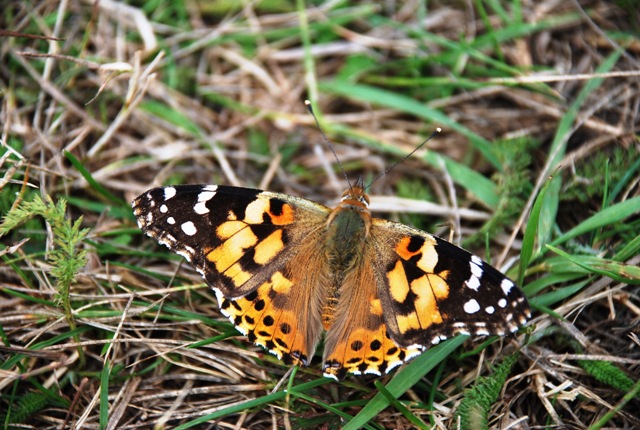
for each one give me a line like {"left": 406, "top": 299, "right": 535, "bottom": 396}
{"left": 269, "top": 271, "right": 293, "bottom": 295}
{"left": 225, "top": 280, "right": 308, "bottom": 366}
{"left": 396, "top": 236, "right": 420, "bottom": 260}
{"left": 217, "top": 220, "right": 246, "bottom": 239}
{"left": 269, "top": 202, "right": 295, "bottom": 225}
{"left": 370, "top": 298, "right": 383, "bottom": 316}
{"left": 253, "top": 230, "right": 284, "bottom": 265}
{"left": 428, "top": 274, "right": 450, "bottom": 299}
{"left": 324, "top": 324, "right": 424, "bottom": 378}
{"left": 396, "top": 311, "right": 422, "bottom": 333}
{"left": 224, "top": 262, "right": 252, "bottom": 286}
{"left": 207, "top": 227, "right": 258, "bottom": 271}
{"left": 395, "top": 236, "right": 439, "bottom": 274}
{"left": 388, "top": 261, "right": 410, "bottom": 303}
{"left": 243, "top": 199, "right": 270, "bottom": 224}
{"left": 325, "top": 327, "right": 381, "bottom": 373}
{"left": 411, "top": 276, "right": 442, "bottom": 328}
{"left": 415, "top": 242, "right": 439, "bottom": 274}
{"left": 267, "top": 309, "right": 307, "bottom": 359}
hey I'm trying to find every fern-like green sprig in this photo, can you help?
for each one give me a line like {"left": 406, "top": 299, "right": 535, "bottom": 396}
{"left": 0, "top": 194, "right": 89, "bottom": 363}
{"left": 464, "top": 137, "right": 536, "bottom": 249}
{"left": 577, "top": 359, "right": 638, "bottom": 399}
{"left": 453, "top": 352, "right": 521, "bottom": 430}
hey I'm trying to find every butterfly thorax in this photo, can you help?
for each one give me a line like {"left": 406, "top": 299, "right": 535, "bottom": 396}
{"left": 321, "top": 186, "right": 372, "bottom": 329}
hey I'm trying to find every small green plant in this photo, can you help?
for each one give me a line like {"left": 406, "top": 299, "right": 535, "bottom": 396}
{"left": 578, "top": 359, "right": 638, "bottom": 398}
{"left": 1, "top": 193, "right": 90, "bottom": 363}
{"left": 465, "top": 137, "right": 536, "bottom": 249}
{"left": 453, "top": 352, "right": 521, "bottom": 430}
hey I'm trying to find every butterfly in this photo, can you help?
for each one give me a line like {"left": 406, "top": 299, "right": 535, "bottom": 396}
{"left": 133, "top": 177, "right": 530, "bottom": 380}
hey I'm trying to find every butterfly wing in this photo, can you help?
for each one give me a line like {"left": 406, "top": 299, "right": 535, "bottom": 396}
{"left": 370, "top": 218, "right": 530, "bottom": 349}
{"left": 132, "top": 185, "right": 332, "bottom": 365}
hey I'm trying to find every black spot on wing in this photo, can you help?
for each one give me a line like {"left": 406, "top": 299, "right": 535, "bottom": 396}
{"left": 405, "top": 235, "right": 425, "bottom": 257}
{"left": 267, "top": 198, "right": 287, "bottom": 216}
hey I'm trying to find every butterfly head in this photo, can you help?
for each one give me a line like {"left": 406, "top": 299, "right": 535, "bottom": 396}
{"left": 340, "top": 176, "right": 370, "bottom": 209}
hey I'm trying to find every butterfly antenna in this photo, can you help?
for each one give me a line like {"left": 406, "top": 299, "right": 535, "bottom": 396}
{"left": 364, "top": 127, "right": 442, "bottom": 192}
{"left": 305, "top": 100, "right": 352, "bottom": 190}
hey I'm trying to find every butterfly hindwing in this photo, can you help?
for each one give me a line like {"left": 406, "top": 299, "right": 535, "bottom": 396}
{"left": 322, "top": 250, "right": 424, "bottom": 379}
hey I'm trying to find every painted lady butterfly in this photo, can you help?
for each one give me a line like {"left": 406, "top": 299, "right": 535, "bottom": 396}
{"left": 133, "top": 178, "right": 530, "bottom": 380}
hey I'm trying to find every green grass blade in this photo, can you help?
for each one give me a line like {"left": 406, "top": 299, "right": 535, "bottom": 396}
{"left": 173, "top": 378, "right": 329, "bottom": 429}
{"left": 344, "top": 336, "right": 467, "bottom": 430}
{"left": 546, "top": 245, "right": 640, "bottom": 285}
{"left": 615, "top": 234, "right": 640, "bottom": 263}
{"left": 537, "top": 49, "right": 623, "bottom": 247}
{"left": 374, "top": 381, "right": 429, "bottom": 429}
{"left": 138, "top": 100, "right": 203, "bottom": 137}
{"left": 321, "top": 81, "right": 501, "bottom": 168}
{"left": 64, "top": 151, "right": 127, "bottom": 206}
{"left": 549, "top": 197, "right": 640, "bottom": 247}
{"left": 518, "top": 174, "right": 553, "bottom": 286}
{"left": 100, "top": 359, "right": 110, "bottom": 430}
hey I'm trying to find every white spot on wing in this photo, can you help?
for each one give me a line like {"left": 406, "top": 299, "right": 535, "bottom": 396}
{"left": 267, "top": 348, "right": 281, "bottom": 359}
{"left": 167, "top": 217, "right": 175, "bottom": 224}
{"left": 203, "top": 184, "right": 218, "bottom": 192}
{"left": 386, "top": 359, "right": 404, "bottom": 372}
{"left": 181, "top": 221, "right": 197, "bottom": 236}
{"left": 198, "top": 190, "right": 216, "bottom": 201}
{"left": 160, "top": 204, "right": 168, "bottom": 213}
{"left": 466, "top": 276, "right": 480, "bottom": 291}
{"left": 463, "top": 299, "right": 480, "bottom": 314}
{"left": 404, "top": 348, "right": 422, "bottom": 361}
{"left": 501, "top": 279, "right": 514, "bottom": 295}
{"left": 164, "top": 187, "right": 177, "bottom": 200}
{"left": 466, "top": 256, "right": 483, "bottom": 291}
{"left": 498, "top": 298, "right": 507, "bottom": 308}
{"left": 324, "top": 372, "right": 339, "bottom": 381}
{"left": 176, "top": 249, "right": 193, "bottom": 262}
{"left": 485, "top": 306, "right": 495, "bottom": 314}
{"left": 194, "top": 189, "right": 217, "bottom": 214}
{"left": 194, "top": 202, "right": 209, "bottom": 215}
{"left": 212, "top": 288, "right": 227, "bottom": 310}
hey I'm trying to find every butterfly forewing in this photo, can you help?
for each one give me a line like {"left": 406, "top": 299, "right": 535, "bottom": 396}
{"left": 133, "top": 185, "right": 328, "bottom": 295}
{"left": 370, "top": 219, "right": 530, "bottom": 349}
